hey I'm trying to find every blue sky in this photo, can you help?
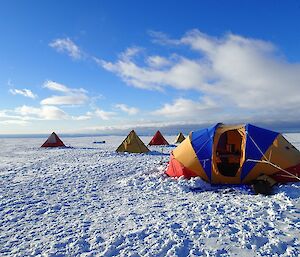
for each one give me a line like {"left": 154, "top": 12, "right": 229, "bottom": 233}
{"left": 1, "top": 0, "right": 300, "bottom": 134}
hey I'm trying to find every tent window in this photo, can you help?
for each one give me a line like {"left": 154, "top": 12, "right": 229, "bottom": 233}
{"left": 216, "top": 130, "right": 242, "bottom": 177}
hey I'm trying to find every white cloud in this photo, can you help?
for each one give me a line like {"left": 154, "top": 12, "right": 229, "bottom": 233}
{"left": 0, "top": 110, "right": 24, "bottom": 120}
{"left": 49, "top": 38, "right": 82, "bottom": 59}
{"left": 9, "top": 88, "right": 37, "bottom": 99}
{"left": 98, "top": 30, "right": 300, "bottom": 123}
{"left": 115, "top": 104, "right": 139, "bottom": 115}
{"left": 43, "top": 80, "right": 87, "bottom": 94}
{"left": 0, "top": 120, "right": 30, "bottom": 126}
{"left": 72, "top": 108, "right": 116, "bottom": 121}
{"left": 41, "top": 95, "right": 88, "bottom": 105}
{"left": 41, "top": 80, "right": 88, "bottom": 106}
{"left": 43, "top": 80, "right": 71, "bottom": 93}
{"left": 0, "top": 105, "right": 95, "bottom": 125}
{"left": 152, "top": 97, "right": 219, "bottom": 120}
{"left": 120, "top": 47, "right": 142, "bottom": 61}
{"left": 15, "top": 105, "right": 68, "bottom": 120}
{"left": 44, "top": 30, "right": 300, "bottom": 127}
{"left": 72, "top": 115, "right": 91, "bottom": 121}
{"left": 146, "top": 56, "right": 171, "bottom": 68}
{"left": 79, "top": 119, "right": 215, "bottom": 135}
{"left": 94, "top": 108, "right": 116, "bottom": 120}
{"left": 98, "top": 53, "right": 210, "bottom": 91}
{"left": 167, "top": 30, "right": 300, "bottom": 111}
{"left": 148, "top": 30, "right": 180, "bottom": 46}
{"left": 1, "top": 77, "right": 116, "bottom": 127}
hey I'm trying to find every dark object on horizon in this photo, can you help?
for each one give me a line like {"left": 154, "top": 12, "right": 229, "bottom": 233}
{"left": 93, "top": 141, "right": 106, "bottom": 144}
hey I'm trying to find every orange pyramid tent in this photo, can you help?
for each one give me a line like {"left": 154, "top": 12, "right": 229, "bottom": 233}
{"left": 148, "top": 130, "right": 169, "bottom": 145}
{"left": 41, "top": 132, "right": 66, "bottom": 147}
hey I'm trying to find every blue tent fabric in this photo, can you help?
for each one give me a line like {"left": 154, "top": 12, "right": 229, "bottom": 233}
{"left": 191, "top": 124, "right": 219, "bottom": 180}
{"left": 241, "top": 124, "right": 279, "bottom": 181}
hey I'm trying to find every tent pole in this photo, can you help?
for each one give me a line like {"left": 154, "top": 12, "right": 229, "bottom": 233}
{"left": 245, "top": 131, "right": 300, "bottom": 181}
{"left": 246, "top": 159, "right": 300, "bottom": 181}
{"left": 194, "top": 133, "right": 213, "bottom": 156}
{"left": 246, "top": 131, "right": 269, "bottom": 161}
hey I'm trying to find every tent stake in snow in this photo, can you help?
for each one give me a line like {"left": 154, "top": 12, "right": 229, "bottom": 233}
{"left": 160, "top": 146, "right": 164, "bottom": 164}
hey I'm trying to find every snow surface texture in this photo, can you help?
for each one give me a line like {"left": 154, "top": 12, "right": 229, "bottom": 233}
{"left": 0, "top": 134, "right": 300, "bottom": 256}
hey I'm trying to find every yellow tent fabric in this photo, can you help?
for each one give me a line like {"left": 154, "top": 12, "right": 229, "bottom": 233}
{"left": 173, "top": 135, "right": 209, "bottom": 180}
{"left": 242, "top": 134, "right": 300, "bottom": 183}
{"left": 116, "top": 130, "right": 149, "bottom": 153}
{"left": 174, "top": 132, "right": 186, "bottom": 143}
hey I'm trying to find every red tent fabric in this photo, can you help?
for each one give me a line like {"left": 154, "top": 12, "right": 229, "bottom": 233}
{"left": 271, "top": 163, "right": 300, "bottom": 183}
{"left": 166, "top": 153, "right": 197, "bottom": 178}
{"left": 41, "top": 132, "right": 65, "bottom": 147}
{"left": 148, "top": 131, "right": 169, "bottom": 145}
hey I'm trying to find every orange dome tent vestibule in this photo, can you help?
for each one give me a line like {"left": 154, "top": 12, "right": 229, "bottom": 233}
{"left": 41, "top": 132, "right": 66, "bottom": 147}
{"left": 148, "top": 130, "right": 169, "bottom": 146}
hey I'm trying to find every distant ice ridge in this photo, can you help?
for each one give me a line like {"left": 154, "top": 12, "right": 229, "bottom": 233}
{"left": 0, "top": 135, "right": 299, "bottom": 256}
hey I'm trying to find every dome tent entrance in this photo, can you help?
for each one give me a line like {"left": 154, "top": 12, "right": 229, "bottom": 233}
{"left": 41, "top": 132, "right": 65, "bottom": 147}
{"left": 116, "top": 130, "right": 149, "bottom": 153}
{"left": 166, "top": 123, "right": 300, "bottom": 184}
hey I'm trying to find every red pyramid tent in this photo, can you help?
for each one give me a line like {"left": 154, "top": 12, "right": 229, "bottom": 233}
{"left": 41, "top": 132, "right": 66, "bottom": 147}
{"left": 148, "top": 130, "right": 169, "bottom": 145}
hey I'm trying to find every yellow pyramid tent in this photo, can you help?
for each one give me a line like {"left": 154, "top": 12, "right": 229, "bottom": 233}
{"left": 116, "top": 130, "right": 149, "bottom": 153}
{"left": 174, "top": 132, "right": 185, "bottom": 144}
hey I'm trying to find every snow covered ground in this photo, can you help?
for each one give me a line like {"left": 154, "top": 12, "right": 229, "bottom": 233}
{"left": 0, "top": 134, "right": 300, "bottom": 256}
